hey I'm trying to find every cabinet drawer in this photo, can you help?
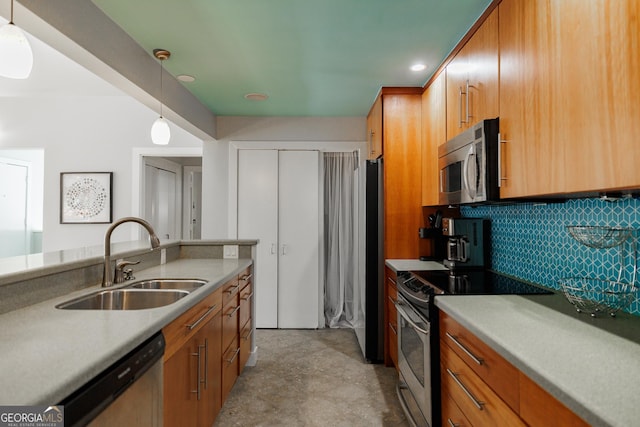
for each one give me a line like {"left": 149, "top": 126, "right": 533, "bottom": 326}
{"left": 441, "top": 344, "right": 526, "bottom": 427}
{"left": 440, "top": 312, "right": 520, "bottom": 412}
{"left": 163, "top": 289, "right": 222, "bottom": 360}
{"left": 238, "top": 266, "right": 252, "bottom": 291}
{"left": 222, "top": 336, "right": 240, "bottom": 401}
{"left": 388, "top": 320, "right": 398, "bottom": 368}
{"left": 239, "top": 322, "right": 253, "bottom": 374}
{"left": 222, "top": 276, "right": 240, "bottom": 306}
{"left": 387, "top": 284, "right": 398, "bottom": 329}
{"left": 239, "top": 282, "right": 253, "bottom": 329}
{"left": 442, "top": 388, "right": 473, "bottom": 427}
{"left": 222, "top": 298, "right": 239, "bottom": 351}
{"left": 519, "top": 372, "right": 589, "bottom": 427}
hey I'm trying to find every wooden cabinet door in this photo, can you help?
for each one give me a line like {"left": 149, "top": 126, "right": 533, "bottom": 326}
{"left": 446, "top": 46, "right": 471, "bottom": 139}
{"left": 498, "top": 0, "right": 564, "bottom": 198}
{"left": 367, "top": 96, "right": 383, "bottom": 159}
{"left": 198, "top": 313, "right": 222, "bottom": 427}
{"left": 383, "top": 94, "right": 422, "bottom": 259}
{"left": 422, "top": 72, "right": 446, "bottom": 206}
{"left": 446, "top": 9, "right": 498, "bottom": 140}
{"left": 466, "top": 8, "right": 499, "bottom": 128}
{"left": 164, "top": 336, "right": 199, "bottom": 427}
{"left": 384, "top": 268, "right": 399, "bottom": 367}
{"left": 552, "top": 0, "right": 640, "bottom": 193}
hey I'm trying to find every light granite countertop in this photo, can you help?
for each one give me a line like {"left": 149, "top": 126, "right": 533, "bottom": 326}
{"left": 0, "top": 257, "right": 252, "bottom": 406}
{"left": 435, "top": 293, "right": 640, "bottom": 426}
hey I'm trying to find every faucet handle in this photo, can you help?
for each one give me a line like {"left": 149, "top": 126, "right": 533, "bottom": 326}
{"left": 115, "top": 259, "right": 140, "bottom": 283}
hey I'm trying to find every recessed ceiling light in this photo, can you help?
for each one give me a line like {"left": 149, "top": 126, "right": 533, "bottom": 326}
{"left": 244, "top": 93, "right": 268, "bottom": 101}
{"left": 411, "top": 64, "right": 426, "bottom": 72}
{"left": 177, "top": 74, "right": 196, "bottom": 82}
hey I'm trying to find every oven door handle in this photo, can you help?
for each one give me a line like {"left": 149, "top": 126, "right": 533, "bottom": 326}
{"left": 394, "top": 300, "right": 430, "bottom": 336}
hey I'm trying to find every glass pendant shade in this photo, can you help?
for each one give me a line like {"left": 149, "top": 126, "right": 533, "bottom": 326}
{"left": 151, "top": 116, "right": 170, "bottom": 145}
{"left": 0, "top": 22, "right": 33, "bottom": 79}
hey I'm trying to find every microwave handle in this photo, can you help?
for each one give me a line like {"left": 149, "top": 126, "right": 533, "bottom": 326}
{"left": 462, "top": 146, "right": 477, "bottom": 200}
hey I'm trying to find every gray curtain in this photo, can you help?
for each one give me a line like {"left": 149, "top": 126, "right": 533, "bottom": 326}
{"left": 324, "top": 152, "right": 359, "bottom": 328}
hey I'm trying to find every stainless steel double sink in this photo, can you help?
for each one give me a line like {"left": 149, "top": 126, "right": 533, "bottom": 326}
{"left": 56, "top": 279, "right": 208, "bottom": 310}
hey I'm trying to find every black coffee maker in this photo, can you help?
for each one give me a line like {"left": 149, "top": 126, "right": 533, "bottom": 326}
{"left": 441, "top": 217, "right": 490, "bottom": 269}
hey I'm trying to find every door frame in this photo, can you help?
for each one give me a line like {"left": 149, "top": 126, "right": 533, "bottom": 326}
{"left": 131, "top": 147, "right": 202, "bottom": 241}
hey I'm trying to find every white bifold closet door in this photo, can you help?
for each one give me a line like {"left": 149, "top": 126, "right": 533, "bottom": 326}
{"left": 238, "top": 149, "right": 319, "bottom": 329}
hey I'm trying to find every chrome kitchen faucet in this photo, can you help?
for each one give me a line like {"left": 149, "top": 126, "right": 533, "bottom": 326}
{"left": 102, "top": 217, "right": 160, "bottom": 287}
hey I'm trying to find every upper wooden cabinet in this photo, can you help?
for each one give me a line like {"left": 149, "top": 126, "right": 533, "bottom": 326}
{"left": 499, "top": 0, "right": 640, "bottom": 197}
{"left": 498, "top": 0, "right": 563, "bottom": 198}
{"left": 445, "top": 8, "right": 499, "bottom": 140}
{"left": 422, "top": 72, "right": 446, "bottom": 206}
{"left": 382, "top": 91, "right": 423, "bottom": 259}
{"left": 366, "top": 96, "right": 383, "bottom": 159}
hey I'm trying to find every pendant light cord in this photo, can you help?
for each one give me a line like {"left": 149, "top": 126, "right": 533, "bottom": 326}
{"left": 10, "top": 0, "right": 14, "bottom": 24}
{"left": 159, "top": 58, "right": 163, "bottom": 118}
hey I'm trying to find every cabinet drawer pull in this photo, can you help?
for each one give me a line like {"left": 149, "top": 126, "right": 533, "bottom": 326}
{"left": 203, "top": 339, "right": 209, "bottom": 389}
{"left": 388, "top": 322, "right": 397, "bottom": 335}
{"left": 242, "top": 328, "right": 253, "bottom": 340}
{"left": 465, "top": 79, "right": 474, "bottom": 124}
{"left": 226, "top": 348, "right": 240, "bottom": 365}
{"left": 446, "top": 368, "right": 484, "bottom": 410}
{"left": 388, "top": 277, "right": 397, "bottom": 286}
{"left": 240, "top": 274, "right": 253, "bottom": 281}
{"left": 241, "top": 291, "right": 254, "bottom": 301}
{"left": 446, "top": 332, "right": 484, "bottom": 365}
{"left": 186, "top": 304, "right": 218, "bottom": 331}
{"left": 498, "top": 133, "right": 509, "bottom": 187}
{"left": 458, "top": 86, "right": 464, "bottom": 128}
{"left": 191, "top": 346, "right": 203, "bottom": 400}
{"left": 224, "top": 284, "right": 240, "bottom": 294}
{"left": 387, "top": 295, "right": 397, "bottom": 305}
{"left": 447, "top": 419, "right": 460, "bottom": 427}
{"left": 226, "top": 305, "right": 240, "bottom": 317}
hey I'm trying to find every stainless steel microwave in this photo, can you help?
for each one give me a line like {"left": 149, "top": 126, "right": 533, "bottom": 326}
{"left": 438, "top": 118, "right": 500, "bottom": 205}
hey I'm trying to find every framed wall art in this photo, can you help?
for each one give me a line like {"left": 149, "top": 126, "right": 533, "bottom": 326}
{"left": 60, "top": 172, "right": 113, "bottom": 224}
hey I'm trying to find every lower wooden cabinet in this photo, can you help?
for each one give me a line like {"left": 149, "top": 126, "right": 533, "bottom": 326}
{"left": 442, "top": 388, "right": 473, "bottom": 427}
{"left": 440, "top": 312, "right": 588, "bottom": 427}
{"left": 164, "top": 292, "right": 222, "bottom": 427}
{"left": 384, "top": 267, "right": 399, "bottom": 368}
{"left": 163, "top": 263, "right": 254, "bottom": 426}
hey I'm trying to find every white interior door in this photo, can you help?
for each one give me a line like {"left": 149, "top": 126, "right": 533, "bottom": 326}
{"left": 278, "top": 150, "right": 320, "bottom": 328}
{"left": 0, "top": 160, "right": 28, "bottom": 257}
{"left": 238, "top": 150, "right": 279, "bottom": 328}
{"left": 144, "top": 164, "right": 177, "bottom": 239}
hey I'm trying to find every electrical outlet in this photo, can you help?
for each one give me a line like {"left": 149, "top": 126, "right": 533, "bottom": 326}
{"left": 160, "top": 248, "right": 166, "bottom": 265}
{"left": 223, "top": 245, "right": 239, "bottom": 259}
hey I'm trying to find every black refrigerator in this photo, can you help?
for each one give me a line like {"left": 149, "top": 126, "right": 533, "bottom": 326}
{"left": 358, "top": 158, "right": 384, "bottom": 363}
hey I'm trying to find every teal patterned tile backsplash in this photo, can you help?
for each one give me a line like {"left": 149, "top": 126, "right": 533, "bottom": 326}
{"left": 460, "top": 197, "right": 640, "bottom": 316}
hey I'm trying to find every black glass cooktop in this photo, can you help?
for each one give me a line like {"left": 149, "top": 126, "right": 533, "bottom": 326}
{"left": 412, "top": 269, "right": 553, "bottom": 296}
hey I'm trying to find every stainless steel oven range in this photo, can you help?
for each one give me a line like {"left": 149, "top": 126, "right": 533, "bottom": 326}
{"left": 394, "top": 269, "right": 553, "bottom": 427}
{"left": 394, "top": 273, "right": 442, "bottom": 427}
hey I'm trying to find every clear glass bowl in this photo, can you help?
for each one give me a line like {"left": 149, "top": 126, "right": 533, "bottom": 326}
{"left": 566, "top": 226, "right": 633, "bottom": 249}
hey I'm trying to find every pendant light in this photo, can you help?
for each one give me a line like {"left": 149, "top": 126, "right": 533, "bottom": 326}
{"left": 151, "top": 48, "right": 171, "bottom": 145}
{"left": 0, "top": 0, "right": 34, "bottom": 79}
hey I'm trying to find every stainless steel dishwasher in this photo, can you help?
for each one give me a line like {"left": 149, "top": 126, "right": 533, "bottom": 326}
{"left": 60, "top": 332, "right": 165, "bottom": 427}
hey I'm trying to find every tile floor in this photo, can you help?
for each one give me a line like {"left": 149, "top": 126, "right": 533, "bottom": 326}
{"left": 214, "top": 329, "right": 409, "bottom": 427}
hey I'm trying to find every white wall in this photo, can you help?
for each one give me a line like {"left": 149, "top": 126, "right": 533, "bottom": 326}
{"left": 201, "top": 116, "right": 366, "bottom": 238}
{"left": 0, "top": 96, "right": 202, "bottom": 252}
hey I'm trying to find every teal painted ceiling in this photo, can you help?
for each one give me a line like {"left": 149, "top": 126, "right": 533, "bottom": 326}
{"left": 91, "top": 0, "right": 492, "bottom": 117}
